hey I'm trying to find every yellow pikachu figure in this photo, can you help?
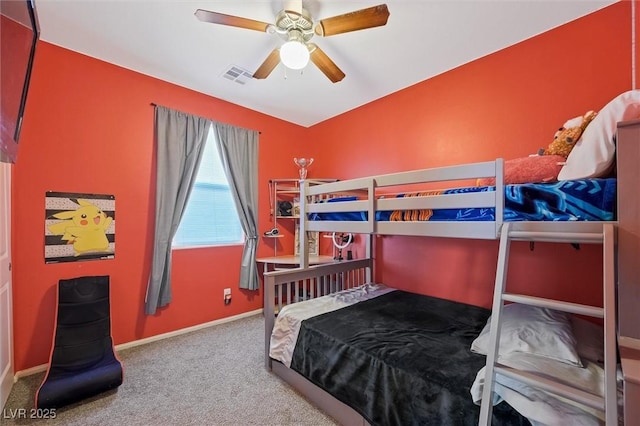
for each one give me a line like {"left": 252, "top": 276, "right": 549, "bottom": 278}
{"left": 47, "top": 199, "right": 113, "bottom": 256}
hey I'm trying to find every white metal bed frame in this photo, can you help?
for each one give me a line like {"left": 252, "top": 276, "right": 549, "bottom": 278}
{"left": 264, "top": 153, "right": 621, "bottom": 425}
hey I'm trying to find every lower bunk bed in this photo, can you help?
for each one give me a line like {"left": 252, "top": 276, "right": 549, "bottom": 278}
{"left": 263, "top": 260, "right": 610, "bottom": 426}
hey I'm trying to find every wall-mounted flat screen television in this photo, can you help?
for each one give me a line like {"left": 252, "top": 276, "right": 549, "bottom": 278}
{"left": 1, "top": 0, "right": 39, "bottom": 164}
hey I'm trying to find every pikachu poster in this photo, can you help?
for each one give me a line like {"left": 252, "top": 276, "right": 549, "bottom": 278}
{"left": 45, "top": 192, "right": 115, "bottom": 263}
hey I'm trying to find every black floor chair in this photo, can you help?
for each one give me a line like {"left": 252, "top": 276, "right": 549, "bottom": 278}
{"left": 36, "top": 275, "right": 123, "bottom": 409}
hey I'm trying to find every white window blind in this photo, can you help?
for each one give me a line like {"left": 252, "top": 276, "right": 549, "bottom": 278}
{"left": 173, "top": 127, "right": 244, "bottom": 247}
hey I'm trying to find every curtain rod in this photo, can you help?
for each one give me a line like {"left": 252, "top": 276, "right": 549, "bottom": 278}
{"left": 150, "top": 103, "right": 261, "bottom": 134}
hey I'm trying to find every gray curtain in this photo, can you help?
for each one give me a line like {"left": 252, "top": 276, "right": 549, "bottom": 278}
{"left": 146, "top": 106, "right": 211, "bottom": 315}
{"left": 212, "top": 122, "right": 260, "bottom": 290}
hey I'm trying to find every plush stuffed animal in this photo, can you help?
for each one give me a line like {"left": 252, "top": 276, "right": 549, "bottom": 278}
{"left": 544, "top": 110, "right": 598, "bottom": 157}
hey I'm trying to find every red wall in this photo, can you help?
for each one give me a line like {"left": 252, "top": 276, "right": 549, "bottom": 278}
{"left": 306, "top": 2, "right": 632, "bottom": 308}
{"left": 11, "top": 42, "right": 307, "bottom": 371}
{"left": 11, "top": 2, "right": 633, "bottom": 372}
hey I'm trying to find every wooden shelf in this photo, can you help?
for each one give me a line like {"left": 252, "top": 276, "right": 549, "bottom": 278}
{"left": 268, "top": 178, "right": 337, "bottom": 258}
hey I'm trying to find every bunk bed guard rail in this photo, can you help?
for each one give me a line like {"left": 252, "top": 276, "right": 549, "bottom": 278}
{"left": 298, "top": 159, "right": 505, "bottom": 242}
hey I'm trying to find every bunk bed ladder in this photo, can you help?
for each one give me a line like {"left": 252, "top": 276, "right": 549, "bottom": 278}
{"left": 478, "top": 222, "right": 617, "bottom": 426}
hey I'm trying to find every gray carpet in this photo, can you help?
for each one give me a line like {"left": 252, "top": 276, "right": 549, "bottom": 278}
{"left": 3, "top": 314, "right": 339, "bottom": 425}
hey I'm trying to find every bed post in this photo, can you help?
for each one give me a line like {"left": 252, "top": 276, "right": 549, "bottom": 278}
{"left": 264, "top": 272, "right": 275, "bottom": 370}
{"left": 494, "top": 158, "right": 504, "bottom": 238}
{"left": 366, "top": 234, "right": 373, "bottom": 283}
{"left": 299, "top": 180, "right": 309, "bottom": 268}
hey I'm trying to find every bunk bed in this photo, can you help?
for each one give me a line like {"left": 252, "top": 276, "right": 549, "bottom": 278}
{"left": 263, "top": 113, "right": 635, "bottom": 425}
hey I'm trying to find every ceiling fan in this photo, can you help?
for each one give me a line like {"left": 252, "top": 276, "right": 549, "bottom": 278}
{"left": 194, "top": 1, "right": 390, "bottom": 83}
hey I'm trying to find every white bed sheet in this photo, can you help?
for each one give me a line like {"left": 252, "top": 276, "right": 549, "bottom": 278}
{"left": 269, "top": 283, "right": 395, "bottom": 367}
{"left": 471, "top": 352, "right": 621, "bottom": 426}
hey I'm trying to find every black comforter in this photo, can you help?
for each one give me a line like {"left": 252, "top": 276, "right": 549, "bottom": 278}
{"left": 290, "top": 290, "right": 530, "bottom": 426}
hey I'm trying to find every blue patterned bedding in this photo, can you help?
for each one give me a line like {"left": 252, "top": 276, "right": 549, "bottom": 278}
{"left": 308, "top": 178, "right": 616, "bottom": 222}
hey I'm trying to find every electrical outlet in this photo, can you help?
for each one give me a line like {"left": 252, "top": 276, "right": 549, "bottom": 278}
{"left": 223, "top": 288, "right": 231, "bottom": 297}
{"left": 224, "top": 288, "right": 232, "bottom": 305}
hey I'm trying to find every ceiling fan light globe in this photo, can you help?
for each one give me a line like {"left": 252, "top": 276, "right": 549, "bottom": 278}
{"left": 280, "top": 40, "right": 309, "bottom": 70}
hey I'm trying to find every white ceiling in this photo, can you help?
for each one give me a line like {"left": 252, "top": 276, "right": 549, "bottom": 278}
{"left": 34, "top": 0, "right": 616, "bottom": 127}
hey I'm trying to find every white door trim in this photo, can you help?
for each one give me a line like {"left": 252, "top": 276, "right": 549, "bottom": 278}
{"left": 0, "top": 161, "right": 14, "bottom": 409}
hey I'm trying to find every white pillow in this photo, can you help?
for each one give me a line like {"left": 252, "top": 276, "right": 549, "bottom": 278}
{"left": 571, "top": 315, "right": 604, "bottom": 364}
{"left": 471, "top": 303, "right": 583, "bottom": 367}
{"left": 558, "top": 90, "right": 640, "bottom": 180}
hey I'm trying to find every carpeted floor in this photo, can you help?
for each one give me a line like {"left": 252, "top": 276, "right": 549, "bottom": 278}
{"left": 2, "top": 314, "right": 339, "bottom": 426}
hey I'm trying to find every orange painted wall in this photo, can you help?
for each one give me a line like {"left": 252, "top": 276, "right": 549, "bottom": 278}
{"left": 307, "top": 2, "right": 632, "bottom": 309}
{"left": 11, "top": 42, "right": 308, "bottom": 372}
{"left": 10, "top": 2, "right": 633, "bottom": 372}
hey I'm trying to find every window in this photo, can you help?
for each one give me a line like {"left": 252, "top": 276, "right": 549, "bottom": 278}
{"left": 173, "top": 127, "right": 244, "bottom": 247}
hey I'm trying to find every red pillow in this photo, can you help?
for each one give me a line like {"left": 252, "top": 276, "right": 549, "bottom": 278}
{"left": 477, "top": 155, "right": 566, "bottom": 186}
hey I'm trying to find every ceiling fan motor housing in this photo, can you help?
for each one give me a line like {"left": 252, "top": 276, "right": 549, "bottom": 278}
{"left": 275, "top": 9, "right": 314, "bottom": 42}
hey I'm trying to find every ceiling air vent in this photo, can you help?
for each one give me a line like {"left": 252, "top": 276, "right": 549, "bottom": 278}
{"left": 222, "top": 65, "right": 253, "bottom": 85}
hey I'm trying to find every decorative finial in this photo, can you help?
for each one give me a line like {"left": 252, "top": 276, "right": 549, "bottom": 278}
{"left": 293, "top": 157, "right": 314, "bottom": 180}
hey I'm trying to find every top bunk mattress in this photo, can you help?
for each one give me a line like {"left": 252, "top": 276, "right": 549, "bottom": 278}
{"left": 309, "top": 178, "right": 616, "bottom": 223}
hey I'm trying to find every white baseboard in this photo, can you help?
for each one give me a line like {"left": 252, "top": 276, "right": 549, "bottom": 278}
{"left": 14, "top": 308, "right": 263, "bottom": 381}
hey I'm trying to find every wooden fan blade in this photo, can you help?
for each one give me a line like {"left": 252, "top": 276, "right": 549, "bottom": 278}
{"left": 315, "top": 4, "right": 389, "bottom": 36}
{"left": 253, "top": 49, "right": 281, "bottom": 79}
{"left": 309, "top": 44, "right": 345, "bottom": 83}
{"left": 195, "top": 9, "right": 272, "bottom": 32}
